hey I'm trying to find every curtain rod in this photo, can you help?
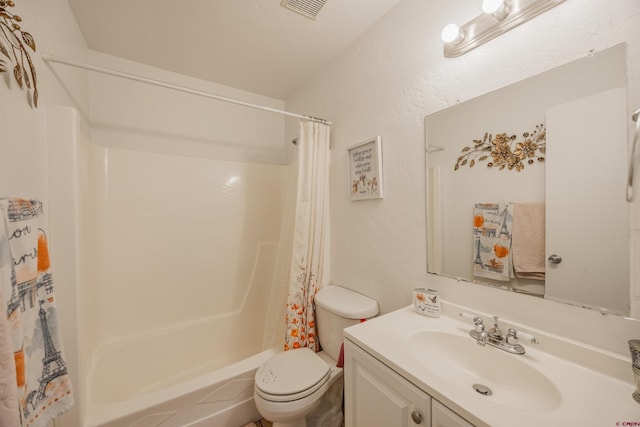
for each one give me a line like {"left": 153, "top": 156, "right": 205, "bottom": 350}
{"left": 41, "top": 52, "right": 331, "bottom": 126}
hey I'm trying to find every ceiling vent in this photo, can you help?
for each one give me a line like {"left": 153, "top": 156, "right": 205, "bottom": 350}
{"left": 280, "top": 0, "right": 328, "bottom": 19}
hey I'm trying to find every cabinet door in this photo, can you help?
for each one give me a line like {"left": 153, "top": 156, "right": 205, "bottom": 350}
{"left": 432, "top": 400, "right": 474, "bottom": 427}
{"left": 344, "top": 340, "right": 431, "bottom": 427}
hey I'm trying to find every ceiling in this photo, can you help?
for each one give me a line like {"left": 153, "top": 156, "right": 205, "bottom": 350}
{"left": 67, "top": 0, "right": 403, "bottom": 100}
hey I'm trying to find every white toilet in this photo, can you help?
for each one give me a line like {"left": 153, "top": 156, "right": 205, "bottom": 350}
{"left": 254, "top": 285, "right": 378, "bottom": 427}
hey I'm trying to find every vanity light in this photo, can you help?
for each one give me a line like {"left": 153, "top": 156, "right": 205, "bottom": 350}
{"left": 442, "top": 0, "right": 565, "bottom": 58}
{"left": 482, "top": 0, "right": 510, "bottom": 20}
{"left": 441, "top": 23, "right": 463, "bottom": 45}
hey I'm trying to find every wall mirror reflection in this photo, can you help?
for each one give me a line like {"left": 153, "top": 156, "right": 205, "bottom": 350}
{"left": 425, "top": 44, "right": 630, "bottom": 316}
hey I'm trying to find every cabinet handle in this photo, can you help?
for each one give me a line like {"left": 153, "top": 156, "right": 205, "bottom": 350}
{"left": 411, "top": 410, "right": 422, "bottom": 424}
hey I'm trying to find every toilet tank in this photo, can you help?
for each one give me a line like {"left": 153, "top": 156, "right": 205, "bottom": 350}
{"left": 314, "top": 285, "right": 378, "bottom": 360}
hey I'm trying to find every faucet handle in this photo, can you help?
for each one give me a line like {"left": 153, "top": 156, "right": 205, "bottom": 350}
{"left": 473, "top": 316, "right": 485, "bottom": 331}
{"left": 506, "top": 328, "right": 518, "bottom": 345}
{"left": 459, "top": 312, "right": 485, "bottom": 332}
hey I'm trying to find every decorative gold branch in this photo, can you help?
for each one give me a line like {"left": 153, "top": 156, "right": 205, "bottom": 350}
{"left": 0, "top": 0, "right": 38, "bottom": 107}
{"left": 454, "top": 123, "right": 546, "bottom": 172}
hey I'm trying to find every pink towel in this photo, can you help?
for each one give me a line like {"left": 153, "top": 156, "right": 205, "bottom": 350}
{"left": 512, "top": 202, "right": 545, "bottom": 280}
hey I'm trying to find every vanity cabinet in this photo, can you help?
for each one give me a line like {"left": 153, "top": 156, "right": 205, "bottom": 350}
{"left": 432, "top": 400, "right": 474, "bottom": 427}
{"left": 344, "top": 340, "right": 473, "bottom": 427}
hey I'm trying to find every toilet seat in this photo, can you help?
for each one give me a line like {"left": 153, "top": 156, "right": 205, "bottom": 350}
{"left": 255, "top": 348, "right": 331, "bottom": 402}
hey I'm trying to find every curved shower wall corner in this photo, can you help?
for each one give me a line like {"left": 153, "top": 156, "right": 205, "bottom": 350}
{"left": 47, "top": 105, "right": 96, "bottom": 427}
{"left": 49, "top": 101, "right": 292, "bottom": 424}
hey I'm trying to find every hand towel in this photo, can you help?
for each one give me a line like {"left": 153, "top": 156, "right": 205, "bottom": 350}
{"left": 0, "top": 198, "right": 73, "bottom": 427}
{"left": 472, "top": 203, "right": 513, "bottom": 281}
{"left": 512, "top": 202, "right": 546, "bottom": 280}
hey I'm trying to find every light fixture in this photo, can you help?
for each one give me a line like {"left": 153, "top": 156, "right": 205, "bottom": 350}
{"left": 482, "top": 0, "right": 510, "bottom": 20}
{"left": 442, "top": 0, "right": 565, "bottom": 58}
{"left": 440, "top": 23, "right": 463, "bottom": 45}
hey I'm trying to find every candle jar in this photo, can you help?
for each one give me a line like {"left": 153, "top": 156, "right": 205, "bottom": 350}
{"left": 413, "top": 288, "right": 441, "bottom": 318}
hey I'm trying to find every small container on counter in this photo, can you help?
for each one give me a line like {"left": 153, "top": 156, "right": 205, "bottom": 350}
{"left": 413, "top": 288, "right": 441, "bottom": 317}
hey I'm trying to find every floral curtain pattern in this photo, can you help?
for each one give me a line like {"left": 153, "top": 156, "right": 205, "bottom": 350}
{"left": 284, "top": 121, "right": 330, "bottom": 352}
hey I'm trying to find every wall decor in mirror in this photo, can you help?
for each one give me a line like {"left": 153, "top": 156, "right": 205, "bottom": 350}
{"left": 425, "top": 44, "right": 630, "bottom": 316}
{"left": 453, "top": 123, "right": 546, "bottom": 172}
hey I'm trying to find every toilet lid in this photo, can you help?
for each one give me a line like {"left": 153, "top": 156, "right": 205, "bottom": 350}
{"left": 255, "top": 348, "right": 330, "bottom": 402}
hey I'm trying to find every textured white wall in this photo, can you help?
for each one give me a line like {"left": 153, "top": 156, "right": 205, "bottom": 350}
{"left": 0, "top": 1, "right": 91, "bottom": 425}
{"left": 285, "top": 0, "right": 640, "bottom": 353}
{"left": 0, "top": 0, "right": 90, "bottom": 198}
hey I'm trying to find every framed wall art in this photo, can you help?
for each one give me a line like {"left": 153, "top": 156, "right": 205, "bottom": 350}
{"left": 347, "top": 136, "right": 384, "bottom": 201}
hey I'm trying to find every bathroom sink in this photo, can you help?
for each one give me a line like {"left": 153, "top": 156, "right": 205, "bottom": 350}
{"left": 345, "top": 306, "right": 638, "bottom": 427}
{"left": 409, "top": 331, "right": 562, "bottom": 411}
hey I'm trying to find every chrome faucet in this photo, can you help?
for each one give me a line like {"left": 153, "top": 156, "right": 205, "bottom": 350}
{"left": 460, "top": 313, "right": 538, "bottom": 355}
{"left": 488, "top": 316, "right": 503, "bottom": 341}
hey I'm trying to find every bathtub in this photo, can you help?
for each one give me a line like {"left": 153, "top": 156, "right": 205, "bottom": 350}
{"left": 83, "top": 239, "right": 286, "bottom": 426}
{"left": 85, "top": 315, "right": 280, "bottom": 427}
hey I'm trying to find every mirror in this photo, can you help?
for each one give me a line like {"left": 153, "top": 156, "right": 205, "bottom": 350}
{"left": 425, "top": 44, "right": 630, "bottom": 316}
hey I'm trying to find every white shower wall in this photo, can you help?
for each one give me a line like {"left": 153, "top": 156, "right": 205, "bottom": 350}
{"left": 92, "top": 146, "right": 288, "bottom": 345}
{"left": 82, "top": 50, "right": 292, "bottom": 350}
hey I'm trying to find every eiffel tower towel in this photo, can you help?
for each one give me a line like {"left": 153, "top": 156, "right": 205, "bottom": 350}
{"left": 0, "top": 198, "right": 73, "bottom": 427}
{"left": 472, "top": 203, "right": 513, "bottom": 282}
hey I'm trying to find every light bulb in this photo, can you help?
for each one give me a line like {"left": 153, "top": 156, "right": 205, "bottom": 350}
{"left": 482, "top": 0, "right": 504, "bottom": 14}
{"left": 482, "top": 0, "right": 510, "bottom": 20}
{"left": 441, "top": 23, "right": 462, "bottom": 44}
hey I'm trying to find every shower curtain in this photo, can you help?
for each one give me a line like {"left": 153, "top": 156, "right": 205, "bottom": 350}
{"left": 284, "top": 121, "right": 331, "bottom": 352}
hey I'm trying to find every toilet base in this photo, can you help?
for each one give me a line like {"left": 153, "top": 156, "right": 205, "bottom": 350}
{"left": 254, "top": 352, "right": 344, "bottom": 427}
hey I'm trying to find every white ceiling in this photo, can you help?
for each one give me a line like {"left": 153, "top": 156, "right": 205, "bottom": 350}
{"left": 67, "top": 0, "right": 403, "bottom": 99}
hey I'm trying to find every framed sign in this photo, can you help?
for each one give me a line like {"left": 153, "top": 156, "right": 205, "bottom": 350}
{"left": 347, "top": 136, "right": 384, "bottom": 201}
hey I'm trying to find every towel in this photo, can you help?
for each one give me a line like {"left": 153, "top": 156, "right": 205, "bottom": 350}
{"left": 0, "top": 198, "right": 73, "bottom": 427}
{"left": 512, "top": 202, "right": 545, "bottom": 280}
{"left": 0, "top": 216, "right": 20, "bottom": 426}
{"left": 472, "top": 203, "right": 513, "bottom": 281}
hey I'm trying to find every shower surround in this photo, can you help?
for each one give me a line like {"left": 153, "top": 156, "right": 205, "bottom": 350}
{"left": 48, "top": 84, "right": 292, "bottom": 424}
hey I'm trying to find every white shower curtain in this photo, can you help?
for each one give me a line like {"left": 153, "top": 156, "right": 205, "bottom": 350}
{"left": 284, "top": 121, "right": 331, "bottom": 352}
